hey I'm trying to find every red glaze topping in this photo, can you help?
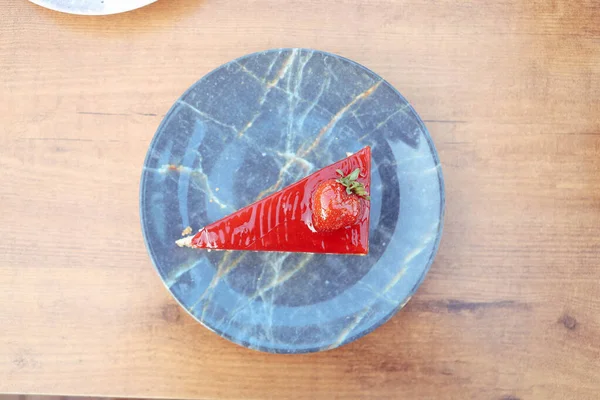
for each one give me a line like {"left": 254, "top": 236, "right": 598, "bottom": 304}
{"left": 189, "top": 146, "right": 371, "bottom": 254}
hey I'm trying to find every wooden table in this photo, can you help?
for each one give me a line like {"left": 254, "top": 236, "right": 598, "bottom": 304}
{"left": 1, "top": 0, "right": 599, "bottom": 398}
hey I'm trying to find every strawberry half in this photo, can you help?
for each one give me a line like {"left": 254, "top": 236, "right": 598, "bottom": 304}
{"left": 312, "top": 168, "right": 370, "bottom": 233}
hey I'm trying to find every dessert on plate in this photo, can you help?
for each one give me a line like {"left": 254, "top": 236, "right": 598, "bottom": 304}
{"left": 177, "top": 146, "right": 372, "bottom": 254}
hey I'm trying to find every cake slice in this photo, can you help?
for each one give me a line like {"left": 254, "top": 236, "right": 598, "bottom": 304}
{"left": 177, "top": 146, "right": 371, "bottom": 254}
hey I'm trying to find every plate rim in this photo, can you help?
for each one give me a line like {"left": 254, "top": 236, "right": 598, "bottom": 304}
{"left": 28, "top": 0, "right": 157, "bottom": 15}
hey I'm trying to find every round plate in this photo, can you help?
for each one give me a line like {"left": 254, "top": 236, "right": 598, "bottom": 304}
{"left": 140, "top": 49, "right": 444, "bottom": 353}
{"left": 28, "top": 0, "right": 156, "bottom": 15}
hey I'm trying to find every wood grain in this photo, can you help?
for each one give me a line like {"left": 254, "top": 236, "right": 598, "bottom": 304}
{"left": 1, "top": 0, "right": 599, "bottom": 399}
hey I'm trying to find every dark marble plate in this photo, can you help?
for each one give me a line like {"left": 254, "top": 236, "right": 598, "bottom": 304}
{"left": 140, "top": 49, "right": 444, "bottom": 353}
{"left": 28, "top": 0, "right": 156, "bottom": 15}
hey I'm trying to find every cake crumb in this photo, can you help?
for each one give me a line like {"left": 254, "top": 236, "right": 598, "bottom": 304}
{"left": 176, "top": 236, "right": 193, "bottom": 248}
{"left": 181, "top": 226, "right": 192, "bottom": 236}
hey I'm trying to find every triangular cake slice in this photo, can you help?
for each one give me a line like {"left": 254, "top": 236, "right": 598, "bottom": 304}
{"left": 177, "top": 147, "right": 371, "bottom": 254}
